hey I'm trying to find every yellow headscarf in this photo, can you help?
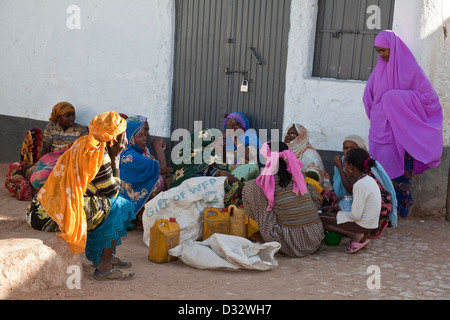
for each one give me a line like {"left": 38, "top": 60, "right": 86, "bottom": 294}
{"left": 37, "top": 111, "right": 127, "bottom": 254}
{"left": 49, "top": 102, "right": 76, "bottom": 122}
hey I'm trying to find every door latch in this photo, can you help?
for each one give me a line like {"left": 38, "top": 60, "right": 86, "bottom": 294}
{"left": 224, "top": 67, "right": 248, "bottom": 75}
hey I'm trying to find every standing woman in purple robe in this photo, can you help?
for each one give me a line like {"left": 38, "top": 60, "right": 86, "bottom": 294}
{"left": 363, "top": 30, "right": 443, "bottom": 217}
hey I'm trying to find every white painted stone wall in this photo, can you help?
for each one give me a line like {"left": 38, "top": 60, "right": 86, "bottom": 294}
{"left": 0, "top": 0, "right": 448, "bottom": 148}
{"left": 283, "top": 0, "right": 450, "bottom": 151}
{"left": 0, "top": 0, "right": 174, "bottom": 137}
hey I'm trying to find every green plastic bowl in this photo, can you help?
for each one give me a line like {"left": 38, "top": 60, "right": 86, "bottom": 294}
{"left": 324, "top": 231, "right": 343, "bottom": 246}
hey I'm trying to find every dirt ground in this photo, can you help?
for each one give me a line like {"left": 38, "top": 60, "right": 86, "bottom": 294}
{"left": 1, "top": 163, "right": 449, "bottom": 301}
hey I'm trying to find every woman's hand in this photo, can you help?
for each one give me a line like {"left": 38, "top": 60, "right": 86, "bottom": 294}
{"left": 333, "top": 203, "right": 342, "bottom": 212}
{"left": 108, "top": 133, "right": 128, "bottom": 171}
{"left": 151, "top": 136, "right": 166, "bottom": 152}
{"left": 109, "top": 133, "right": 128, "bottom": 158}
{"left": 151, "top": 136, "right": 170, "bottom": 189}
{"left": 334, "top": 154, "right": 343, "bottom": 168}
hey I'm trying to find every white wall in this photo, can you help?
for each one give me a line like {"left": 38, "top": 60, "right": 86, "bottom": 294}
{"left": 0, "top": 0, "right": 175, "bottom": 137}
{"left": 1, "top": 0, "right": 448, "bottom": 147}
{"left": 283, "top": 0, "right": 450, "bottom": 151}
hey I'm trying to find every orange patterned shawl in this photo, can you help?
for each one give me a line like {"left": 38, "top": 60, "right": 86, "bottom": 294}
{"left": 37, "top": 111, "right": 127, "bottom": 254}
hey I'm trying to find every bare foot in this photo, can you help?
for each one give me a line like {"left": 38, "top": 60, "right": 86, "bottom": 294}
{"left": 351, "top": 233, "right": 366, "bottom": 243}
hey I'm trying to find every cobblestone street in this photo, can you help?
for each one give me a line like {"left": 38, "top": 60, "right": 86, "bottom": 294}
{"left": 2, "top": 197, "right": 449, "bottom": 300}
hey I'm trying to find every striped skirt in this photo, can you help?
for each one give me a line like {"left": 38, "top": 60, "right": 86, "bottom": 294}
{"left": 242, "top": 180, "right": 324, "bottom": 257}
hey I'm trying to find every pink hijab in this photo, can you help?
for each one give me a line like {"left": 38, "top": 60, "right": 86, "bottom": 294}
{"left": 256, "top": 142, "right": 308, "bottom": 211}
{"left": 363, "top": 30, "right": 443, "bottom": 179}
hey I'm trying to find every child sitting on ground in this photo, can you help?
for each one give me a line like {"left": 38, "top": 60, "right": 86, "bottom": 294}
{"left": 320, "top": 148, "right": 381, "bottom": 254}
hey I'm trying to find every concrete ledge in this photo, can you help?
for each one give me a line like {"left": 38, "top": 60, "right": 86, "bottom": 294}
{"left": 0, "top": 114, "right": 47, "bottom": 163}
{"left": 0, "top": 234, "right": 81, "bottom": 299}
{"left": 0, "top": 163, "right": 83, "bottom": 299}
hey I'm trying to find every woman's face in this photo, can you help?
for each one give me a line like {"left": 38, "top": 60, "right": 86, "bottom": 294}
{"left": 343, "top": 140, "right": 359, "bottom": 155}
{"left": 375, "top": 46, "right": 390, "bottom": 62}
{"left": 134, "top": 127, "right": 148, "bottom": 151}
{"left": 58, "top": 112, "right": 75, "bottom": 130}
{"left": 284, "top": 125, "right": 298, "bottom": 143}
{"left": 143, "top": 121, "right": 150, "bottom": 137}
{"left": 226, "top": 118, "right": 243, "bottom": 131}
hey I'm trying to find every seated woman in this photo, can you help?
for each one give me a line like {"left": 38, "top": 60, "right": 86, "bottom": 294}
{"left": 321, "top": 148, "right": 381, "bottom": 254}
{"left": 5, "top": 102, "right": 87, "bottom": 201}
{"left": 171, "top": 112, "right": 260, "bottom": 207}
{"left": 41, "top": 102, "right": 88, "bottom": 156}
{"left": 5, "top": 127, "right": 43, "bottom": 200}
{"left": 26, "top": 111, "right": 136, "bottom": 281}
{"left": 221, "top": 112, "right": 261, "bottom": 182}
{"left": 283, "top": 123, "right": 332, "bottom": 200}
{"left": 126, "top": 115, "right": 171, "bottom": 192}
{"left": 170, "top": 127, "right": 241, "bottom": 204}
{"left": 242, "top": 142, "right": 324, "bottom": 257}
{"left": 119, "top": 120, "right": 161, "bottom": 230}
{"left": 332, "top": 135, "right": 397, "bottom": 235}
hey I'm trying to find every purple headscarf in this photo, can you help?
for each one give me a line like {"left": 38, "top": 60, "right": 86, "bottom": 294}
{"left": 363, "top": 30, "right": 443, "bottom": 179}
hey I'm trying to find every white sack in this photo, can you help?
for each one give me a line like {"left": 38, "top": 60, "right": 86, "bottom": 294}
{"left": 168, "top": 233, "right": 281, "bottom": 271}
{"left": 142, "top": 177, "right": 226, "bottom": 247}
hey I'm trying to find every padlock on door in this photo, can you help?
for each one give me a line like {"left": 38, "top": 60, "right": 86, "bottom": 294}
{"left": 240, "top": 80, "right": 249, "bottom": 93}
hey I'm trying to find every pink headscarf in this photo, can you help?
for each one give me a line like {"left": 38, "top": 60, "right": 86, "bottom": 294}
{"left": 256, "top": 142, "right": 308, "bottom": 211}
{"left": 363, "top": 30, "right": 443, "bottom": 178}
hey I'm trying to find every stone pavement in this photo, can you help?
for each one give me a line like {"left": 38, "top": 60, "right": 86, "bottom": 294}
{"left": 2, "top": 214, "right": 449, "bottom": 300}
{"left": 1, "top": 164, "right": 449, "bottom": 300}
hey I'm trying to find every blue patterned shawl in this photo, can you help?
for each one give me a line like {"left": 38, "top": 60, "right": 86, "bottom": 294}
{"left": 119, "top": 121, "right": 160, "bottom": 214}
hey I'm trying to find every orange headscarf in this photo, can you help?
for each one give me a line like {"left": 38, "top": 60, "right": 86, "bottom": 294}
{"left": 49, "top": 102, "right": 76, "bottom": 122}
{"left": 37, "top": 111, "right": 127, "bottom": 254}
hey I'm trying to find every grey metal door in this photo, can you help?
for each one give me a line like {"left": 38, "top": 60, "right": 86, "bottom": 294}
{"left": 172, "top": 0, "right": 291, "bottom": 134}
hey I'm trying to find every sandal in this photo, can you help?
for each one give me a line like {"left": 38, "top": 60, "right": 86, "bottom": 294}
{"left": 111, "top": 256, "right": 132, "bottom": 268}
{"left": 343, "top": 233, "right": 369, "bottom": 247}
{"left": 92, "top": 267, "right": 135, "bottom": 281}
{"left": 346, "top": 239, "right": 371, "bottom": 254}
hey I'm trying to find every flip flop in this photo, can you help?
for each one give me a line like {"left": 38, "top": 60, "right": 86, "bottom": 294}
{"left": 346, "top": 239, "right": 371, "bottom": 254}
{"left": 343, "top": 234, "right": 369, "bottom": 246}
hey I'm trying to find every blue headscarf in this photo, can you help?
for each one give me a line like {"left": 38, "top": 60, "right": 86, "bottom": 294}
{"left": 125, "top": 121, "right": 144, "bottom": 148}
{"left": 119, "top": 121, "right": 160, "bottom": 214}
